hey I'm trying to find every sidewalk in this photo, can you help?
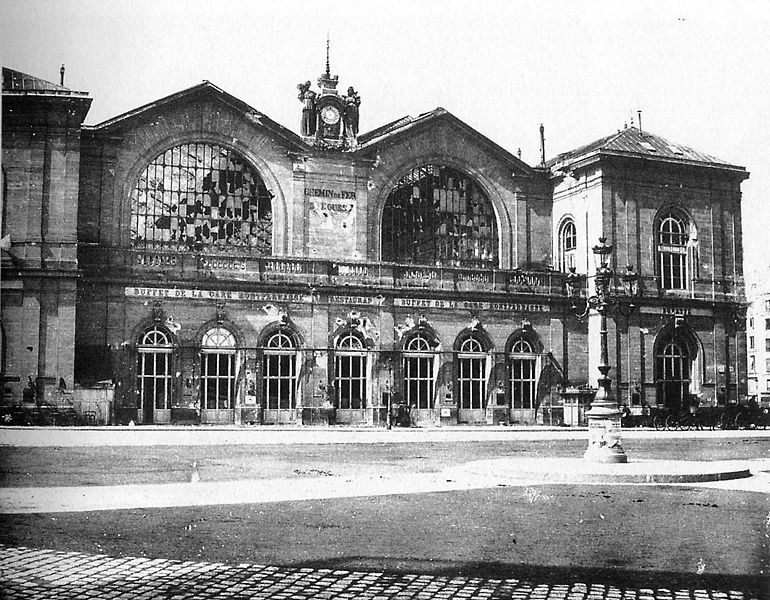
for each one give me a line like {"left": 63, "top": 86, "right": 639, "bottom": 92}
{"left": 2, "top": 457, "right": 768, "bottom": 514}
{"left": 2, "top": 425, "right": 768, "bottom": 447}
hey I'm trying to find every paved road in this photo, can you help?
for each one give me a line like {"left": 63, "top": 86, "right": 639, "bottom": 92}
{"left": 0, "top": 545, "right": 764, "bottom": 600}
{"left": 1, "top": 427, "right": 767, "bottom": 599}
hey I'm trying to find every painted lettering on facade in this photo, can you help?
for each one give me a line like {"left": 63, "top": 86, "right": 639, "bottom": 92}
{"left": 508, "top": 273, "right": 546, "bottom": 287}
{"left": 125, "top": 287, "right": 307, "bottom": 303}
{"left": 135, "top": 253, "right": 177, "bottom": 267}
{"left": 199, "top": 256, "right": 246, "bottom": 271}
{"left": 394, "top": 298, "right": 548, "bottom": 312}
{"left": 645, "top": 306, "right": 711, "bottom": 316}
{"left": 264, "top": 260, "right": 306, "bottom": 274}
{"left": 335, "top": 264, "right": 370, "bottom": 277}
{"left": 328, "top": 295, "right": 383, "bottom": 306}
{"left": 304, "top": 187, "right": 357, "bottom": 200}
{"left": 456, "top": 271, "right": 491, "bottom": 283}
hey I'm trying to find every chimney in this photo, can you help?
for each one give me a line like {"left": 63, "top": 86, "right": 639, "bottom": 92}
{"left": 539, "top": 123, "right": 546, "bottom": 166}
{"left": 637, "top": 110, "right": 643, "bottom": 132}
{"left": 60, "top": 64, "right": 65, "bottom": 86}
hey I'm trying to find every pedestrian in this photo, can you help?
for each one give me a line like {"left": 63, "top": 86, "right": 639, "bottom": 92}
{"left": 409, "top": 403, "right": 418, "bottom": 428}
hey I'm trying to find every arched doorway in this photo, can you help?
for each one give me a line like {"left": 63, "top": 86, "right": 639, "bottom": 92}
{"left": 402, "top": 333, "right": 438, "bottom": 423}
{"left": 262, "top": 331, "right": 298, "bottom": 424}
{"left": 200, "top": 326, "right": 239, "bottom": 423}
{"left": 137, "top": 326, "right": 174, "bottom": 424}
{"left": 654, "top": 325, "right": 700, "bottom": 413}
{"left": 333, "top": 331, "right": 369, "bottom": 424}
{"left": 456, "top": 334, "right": 490, "bottom": 423}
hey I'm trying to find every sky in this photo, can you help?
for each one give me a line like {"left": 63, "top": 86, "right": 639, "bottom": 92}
{"left": 2, "top": 0, "right": 769, "bottom": 291}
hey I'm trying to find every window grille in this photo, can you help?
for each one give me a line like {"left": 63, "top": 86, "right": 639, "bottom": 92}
{"left": 382, "top": 165, "right": 498, "bottom": 268}
{"left": 263, "top": 332, "right": 297, "bottom": 410}
{"left": 510, "top": 339, "right": 537, "bottom": 409}
{"left": 403, "top": 335, "right": 435, "bottom": 409}
{"left": 657, "top": 214, "right": 688, "bottom": 290}
{"left": 458, "top": 337, "right": 486, "bottom": 409}
{"left": 558, "top": 219, "right": 577, "bottom": 272}
{"left": 137, "top": 327, "right": 173, "bottom": 411}
{"left": 200, "top": 327, "right": 237, "bottom": 410}
{"left": 130, "top": 143, "right": 272, "bottom": 254}
{"left": 335, "top": 333, "right": 367, "bottom": 409}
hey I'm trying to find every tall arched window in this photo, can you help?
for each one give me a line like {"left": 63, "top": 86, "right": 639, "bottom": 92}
{"left": 403, "top": 334, "right": 435, "bottom": 410}
{"left": 130, "top": 143, "right": 273, "bottom": 254}
{"left": 510, "top": 339, "right": 538, "bottom": 409}
{"left": 263, "top": 332, "right": 297, "bottom": 411}
{"left": 557, "top": 219, "right": 577, "bottom": 272}
{"left": 458, "top": 337, "right": 487, "bottom": 409}
{"left": 657, "top": 213, "right": 688, "bottom": 290}
{"left": 335, "top": 333, "right": 367, "bottom": 409}
{"left": 382, "top": 165, "right": 498, "bottom": 268}
{"left": 137, "top": 327, "right": 173, "bottom": 420}
{"left": 201, "top": 327, "right": 238, "bottom": 411}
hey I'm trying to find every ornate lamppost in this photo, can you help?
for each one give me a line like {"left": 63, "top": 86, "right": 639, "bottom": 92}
{"left": 565, "top": 237, "right": 640, "bottom": 463}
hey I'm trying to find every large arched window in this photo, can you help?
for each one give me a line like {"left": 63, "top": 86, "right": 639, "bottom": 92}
{"left": 263, "top": 332, "right": 297, "bottom": 411}
{"left": 201, "top": 327, "right": 238, "bottom": 411}
{"left": 657, "top": 212, "right": 689, "bottom": 290}
{"left": 335, "top": 333, "right": 367, "bottom": 410}
{"left": 557, "top": 219, "right": 577, "bottom": 272}
{"left": 510, "top": 339, "right": 538, "bottom": 409}
{"left": 382, "top": 165, "right": 498, "bottom": 268}
{"left": 130, "top": 143, "right": 273, "bottom": 254}
{"left": 458, "top": 337, "right": 487, "bottom": 410}
{"left": 137, "top": 327, "right": 173, "bottom": 419}
{"left": 403, "top": 334, "right": 435, "bottom": 410}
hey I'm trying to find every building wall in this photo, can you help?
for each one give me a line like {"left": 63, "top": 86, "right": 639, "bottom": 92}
{"left": 2, "top": 76, "right": 749, "bottom": 422}
{"left": 1, "top": 94, "right": 89, "bottom": 403}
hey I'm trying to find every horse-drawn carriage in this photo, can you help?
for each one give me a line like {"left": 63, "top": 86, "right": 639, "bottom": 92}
{"left": 621, "top": 398, "right": 768, "bottom": 430}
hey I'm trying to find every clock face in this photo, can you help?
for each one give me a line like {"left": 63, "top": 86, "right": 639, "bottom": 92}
{"left": 320, "top": 105, "right": 340, "bottom": 125}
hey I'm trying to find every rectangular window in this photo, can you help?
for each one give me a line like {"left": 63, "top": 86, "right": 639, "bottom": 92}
{"left": 766, "top": 339, "right": 770, "bottom": 352}
{"left": 765, "top": 299, "right": 770, "bottom": 312}
{"left": 749, "top": 317, "right": 754, "bottom": 328}
{"left": 766, "top": 318, "right": 770, "bottom": 330}
{"left": 766, "top": 357, "right": 770, "bottom": 372}
{"left": 749, "top": 336, "right": 755, "bottom": 349}
{"left": 750, "top": 356, "right": 756, "bottom": 373}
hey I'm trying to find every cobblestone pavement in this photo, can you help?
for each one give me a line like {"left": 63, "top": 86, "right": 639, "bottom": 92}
{"left": 0, "top": 546, "right": 763, "bottom": 600}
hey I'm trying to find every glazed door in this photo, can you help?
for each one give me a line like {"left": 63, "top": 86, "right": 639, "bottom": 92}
{"left": 457, "top": 354, "right": 486, "bottom": 423}
{"left": 334, "top": 352, "right": 368, "bottom": 424}
{"left": 262, "top": 351, "right": 297, "bottom": 424}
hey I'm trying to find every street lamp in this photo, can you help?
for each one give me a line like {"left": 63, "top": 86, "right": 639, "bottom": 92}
{"left": 566, "top": 237, "right": 640, "bottom": 463}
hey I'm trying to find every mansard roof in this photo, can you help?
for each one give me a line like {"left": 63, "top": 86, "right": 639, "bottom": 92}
{"left": 356, "top": 107, "right": 536, "bottom": 175}
{"left": 2, "top": 67, "right": 89, "bottom": 97}
{"left": 548, "top": 126, "right": 746, "bottom": 176}
{"left": 85, "top": 80, "right": 308, "bottom": 151}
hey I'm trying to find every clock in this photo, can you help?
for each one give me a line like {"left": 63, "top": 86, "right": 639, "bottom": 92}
{"left": 320, "top": 105, "right": 340, "bottom": 125}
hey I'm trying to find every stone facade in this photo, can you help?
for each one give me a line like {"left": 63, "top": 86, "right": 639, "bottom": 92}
{"left": 1, "top": 66, "right": 749, "bottom": 426}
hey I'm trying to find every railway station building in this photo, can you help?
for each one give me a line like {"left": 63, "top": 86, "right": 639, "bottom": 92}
{"left": 1, "top": 63, "right": 749, "bottom": 426}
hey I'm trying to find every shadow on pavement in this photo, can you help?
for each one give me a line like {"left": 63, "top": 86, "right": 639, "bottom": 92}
{"left": 289, "top": 556, "right": 769, "bottom": 595}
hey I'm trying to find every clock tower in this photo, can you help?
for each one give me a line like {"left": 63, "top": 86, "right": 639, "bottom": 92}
{"left": 297, "top": 41, "right": 361, "bottom": 150}
{"left": 315, "top": 68, "right": 344, "bottom": 145}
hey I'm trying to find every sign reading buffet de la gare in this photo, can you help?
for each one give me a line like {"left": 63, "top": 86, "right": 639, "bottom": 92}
{"left": 124, "top": 288, "right": 550, "bottom": 313}
{"left": 393, "top": 298, "right": 549, "bottom": 311}
{"left": 124, "top": 287, "right": 309, "bottom": 302}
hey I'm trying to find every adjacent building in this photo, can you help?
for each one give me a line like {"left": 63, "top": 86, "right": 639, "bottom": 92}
{"left": 746, "top": 277, "right": 770, "bottom": 404}
{"left": 1, "top": 63, "right": 749, "bottom": 426}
